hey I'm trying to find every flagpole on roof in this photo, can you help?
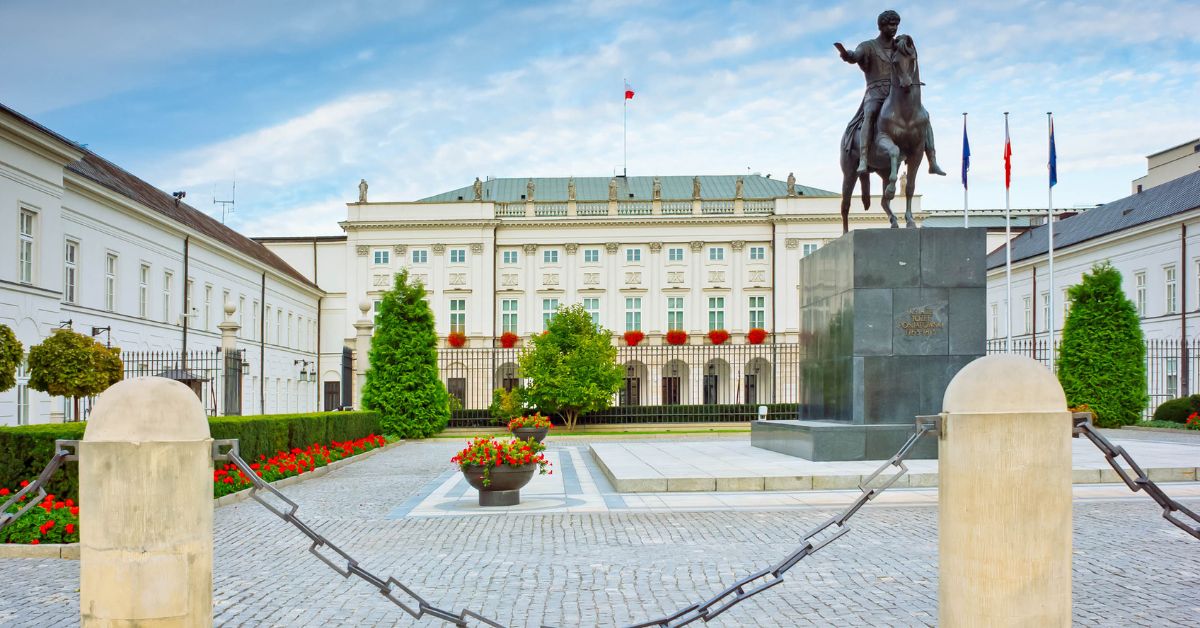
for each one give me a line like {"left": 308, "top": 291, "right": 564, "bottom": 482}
{"left": 1004, "top": 112, "right": 1013, "bottom": 353}
{"left": 623, "top": 78, "right": 628, "bottom": 177}
{"left": 1047, "top": 111, "right": 1057, "bottom": 373}
{"left": 962, "top": 113, "right": 969, "bottom": 228}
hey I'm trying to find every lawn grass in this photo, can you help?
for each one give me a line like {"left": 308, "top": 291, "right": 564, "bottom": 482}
{"left": 431, "top": 428, "right": 750, "bottom": 439}
{"left": 1131, "top": 420, "right": 1197, "bottom": 431}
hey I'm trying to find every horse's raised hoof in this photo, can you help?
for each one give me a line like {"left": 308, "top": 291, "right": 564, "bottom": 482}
{"left": 889, "top": 218, "right": 899, "bottom": 228}
{"left": 929, "top": 163, "right": 946, "bottom": 176}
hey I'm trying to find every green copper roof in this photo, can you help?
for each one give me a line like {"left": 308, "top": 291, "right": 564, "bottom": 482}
{"left": 417, "top": 175, "right": 837, "bottom": 203}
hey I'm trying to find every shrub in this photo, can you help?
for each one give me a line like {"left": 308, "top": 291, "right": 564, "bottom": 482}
{"left": 362, "top": 269, "right": 451, "bottom": 438}
{"left": 489, "top": 387, "right": 524, "bottom": 425}
{"left": 0, "top": 324, "right": 21, "bottom": 393}
{"left": 747, "top": 328, "right": 768, "bottom": 344}
{"left": 1152, "top": 397, "right": 1195, "bottom": 424}
{"left": 0, "top": 423, "right": 86, "bottom": 505}
{"left": 0, "top": 488, "right": 80, "bottom": 545}
{"left": 708, "top": 329, "right": 730, "bottom": 345}
{"left": 623, "top": 330, "right": 645, "bottom": 346}
{"left": 666, "top": 330, "right": 688, "bottom": 345}
{"left": 520, "top": 303, "right": 623, "bottom": 430}
{"left": 1057, "top": 263, "right": 1147, "bottom": 428}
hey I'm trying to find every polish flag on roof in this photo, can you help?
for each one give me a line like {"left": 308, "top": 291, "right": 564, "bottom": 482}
{"left": 624, "top": 81, "right": 635, "bottom": 100}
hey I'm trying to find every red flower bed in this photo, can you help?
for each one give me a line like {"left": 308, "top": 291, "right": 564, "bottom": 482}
{"left": 499, "top": 331, "right": 520, "bottom": 348}
{"left": 448, "top": 331, "right": 467, "bottom": 348}
{"left": 213, "top": 434, "right": 388, "bottom": 498}
{"left": 451, "top": 437, "right": 551, "bottom": 487}
{"left": 0, "top": 483, "right": 80, "bottom": 545}
{"left": 747, "top": 328, "right": 768, "bottom": 344}
{"left": 507, "top": 413, "right": 553, "bottom": 430}
{"left": 708, "top": 329, "right": 730, "bottom": 345}
{"left": 666, "top": 330, "right": 688, "bottom": 345}
{"left": 624, "top": 330, "right": 645, "bottom": 346}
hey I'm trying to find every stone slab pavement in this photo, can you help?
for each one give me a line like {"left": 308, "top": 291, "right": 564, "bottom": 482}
{"left": 1, "top": 436, "right": 1197, "bottom": 627}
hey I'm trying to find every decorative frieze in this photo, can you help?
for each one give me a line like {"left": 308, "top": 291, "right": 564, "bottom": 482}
{"left": 731, "top": 240, "right": 746, "bottom": 251}
{"left": 648, "top": 242, "right": 663, "bottom": 253}
{"left": 749, "top": 270, "right": 766, "bottom": 283}
{"left": 470, "top": 243, "right": 483, "bottom": 254}
{"left": 393, "top": 244, "right": 408, "bottom": 255}
{"left": 501, "top": 274, "right": 518, "bottom": 287}
{"left": 543, "top": 273, "right": 560, "bottom": 286}
{"left": 372, "top": 273, "right": 390, "bottom": 287}
{"left": 355, "top": 245, "right": 369, "bottom": 256}
{"left": 785, "top": 238, "right": 800, "bottom": 249}
{"left": 431, "top": 244, "right": 446, "bottom": 255}
{"left": 583, "top": 273, "right": 600, "bottom": 286}
{"left": 625, "top": 272, "right": 642, "bottom": 285}
{"left": 689, "top": 241, "right": 704, "bottom": 252}
{"left": 412, "top": 273, "right": 429, "bottom": 286}
{"left": 565, "top": 243, "right": 579, "bottom": 255}
{"left": 667, "top": 272, "right": 685, "bottom": 284}
{"left": 523, "top": 243, "right": 538, "bottom": 254}
{"left": 708, "top": 270, "right": 726, "bottom": 283}
{"left": 449, "top": 273, "right": 466, "bottom": 286}
{"left": 605, "top": 242, "right": 620, "bottom": 254}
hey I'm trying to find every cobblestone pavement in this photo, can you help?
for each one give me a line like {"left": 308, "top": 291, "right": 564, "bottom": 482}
{"left": 1, "top": 437, "right": 1198, "bottom": 627}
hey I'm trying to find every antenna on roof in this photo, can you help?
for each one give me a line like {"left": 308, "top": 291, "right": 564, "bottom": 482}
{"left": 214, "top": 182, "right": 236, "bottom": 224}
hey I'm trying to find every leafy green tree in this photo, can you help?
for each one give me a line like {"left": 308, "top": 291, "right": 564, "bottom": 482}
{"left": 489, "top": 386, "right": 525, "bottom": 425}
{"left": 0, "top": 324, "right": 21, "bottom": 393}
{"left": 519, "top": 303, "right": 622, "bottom": 430}
{"left": 362, "top": 270, "right": 450, "bottom": 438}
{"left": 1057, "top": 262, "right": 1147, "bottom": 428}
{"left": 27, "top": 328, "right": 123, "bottom": 419}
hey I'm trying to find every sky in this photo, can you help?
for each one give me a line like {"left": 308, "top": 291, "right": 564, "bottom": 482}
{"left": 2, "top": 0, "right": 1198, "bottom": 237}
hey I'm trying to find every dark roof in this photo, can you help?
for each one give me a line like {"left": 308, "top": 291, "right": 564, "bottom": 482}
{"left": 418, "top": 175, "right": 837, "bottom": 203}
{"left": 0, "top": 103, "right": 318, "bottom": 291}
{"left": 986, "top": 170, "right": 1200, "bottom": 269}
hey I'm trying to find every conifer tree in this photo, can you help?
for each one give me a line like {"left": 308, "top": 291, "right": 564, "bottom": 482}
{"left": 362, "top": 269, "right": 450, "bottom": 438}
{"left": 1057, "top": 262, "right": 1146, "bottom": 427}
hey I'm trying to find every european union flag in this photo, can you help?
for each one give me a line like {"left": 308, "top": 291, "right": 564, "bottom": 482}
{"left": 961, "top": 117, "right": 970, "bottom": 189}
{"left": 1048, "top": 115, "right": 1058, "bottom": 188}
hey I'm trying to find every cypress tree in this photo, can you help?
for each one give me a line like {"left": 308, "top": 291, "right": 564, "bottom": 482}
{"left": 1057, "top": 262, "right": 1147, "bottom": 427}
{"left": 362, "top": 269, "right": 450, "bottom": 438}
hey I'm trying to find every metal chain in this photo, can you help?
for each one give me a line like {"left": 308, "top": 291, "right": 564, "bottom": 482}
{"left": 1072, "top": 416, "right": 1200, "bottom": 540}
{"left": 213, "top": 440, "right": 504, "bottom": 627}
{"left": 0, "top": 440, "right": 79, "bottom": 536}
{"left": 624, "top": 420, "right": 937, "bottom": 628}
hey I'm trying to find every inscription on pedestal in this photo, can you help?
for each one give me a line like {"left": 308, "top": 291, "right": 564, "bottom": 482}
{"left": 900, "top": 307, "right": 944, "bottom": 336}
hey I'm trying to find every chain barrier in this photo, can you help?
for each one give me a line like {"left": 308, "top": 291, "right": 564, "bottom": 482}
{"left": 0, "top": 440, "right": 79, "bottom": 536}
{"left": 1072, "top": 415, "right": 1200, "bottom": 540}
{"left": 624, "top": 419, "right": 939, "bottom": 628}
{"left": 212, "top": 439, "right": 504, "bottom": 627}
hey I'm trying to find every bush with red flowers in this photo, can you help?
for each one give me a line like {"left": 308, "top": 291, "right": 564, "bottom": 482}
{"left": 1187, "top": 412, "right": 1200, "bottom": 431}
{"left": 747, "top": 328, "right": 768, "bottom": 344}
{"left": 708, "top": 329, "right": 730, "bottom": 345}
{"left": 447, "top": 331, "right": 467, "bottom": 348}
{"left": 451, "top": 437, "right": 551, "bottom": 487}
{"left": 499, "top": 331, "right": 520, "bottom": 348}
{"left": 623, "top": 330, "right": 645, "bottom": 346}
{"left": 507, "top": 413, "right": 553, "bottom": 430}
{"left": 213, "top": 434, "right": 388, "bottom": 498}
{"left": 665, "top": 330, "right": 688, "bottom": 345}
{"left": 0, "top": 483, "right": 80, "bottom": 545}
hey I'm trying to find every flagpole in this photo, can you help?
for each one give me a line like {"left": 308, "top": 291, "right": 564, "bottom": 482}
{"left": 963, "top": 112, "right": 969, "bottom": 228}
{"left": 1047, "top": 111, "right": 1056, "bottom": 372}
{"left": 1005, "top": 112, "right": 1013, "bottom": 353}
{"left": 623, "top": 78, "right": 628, "bottom": 177}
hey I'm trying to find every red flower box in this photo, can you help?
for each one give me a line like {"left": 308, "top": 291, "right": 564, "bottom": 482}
{"left": 707, "top": 329, "right": 730, "bottom": 345}
{"left": 747, "top": 328, "right": 768, "bottom": 344}
{"left": 624, "top": 330, "right": 645, "bottom": 346}
{"left": 665, "top": 329, "right": 688, "bottom": 345}
{"left": 499, "top": 331, "right": 519, "bottom": 348}
{"left": 448, "top": 331, "right": 467, "bottom": 348}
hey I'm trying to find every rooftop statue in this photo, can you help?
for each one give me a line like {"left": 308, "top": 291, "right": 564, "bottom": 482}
{"left": 358, "top": 178, "right": 368, "bottom": 203}
{"left": 735, "top": 176, "right": 744, "bottom": 199}
{"left": 836, "top": 10, "right": 945, "bottom": 232}
{"left": 567, "top": 177, "right": 576, "bottom": 201}
{"left": 652, "top": 177, "right": 661, "bottom": 200}
{"left": 473, "top": 177, "right": 483, "bottom": 201}
{"left": 526, "top": 178, "right": 535, "bottom": 201}
{"left": 609, "top": 177, "right": 618, "bottom": 201}
{"left": 786, "top": 172, "right": 796, "bottom": 197}
{"left": 692, "top": 176, "right": 701, "bottom": 200}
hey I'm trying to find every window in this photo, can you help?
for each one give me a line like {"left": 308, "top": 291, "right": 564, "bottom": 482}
{"left": 748, "top": 295, "right": 765, "bottom": 329}
{"left": 991, "top": 303, "right": 999, "bottom": 338}
{"left": 543, "top": 249, "right": 559, "bottom": 264}
{"left": 583, "top": 297, "right": 600, "bottom": 327}
{"left": 162, "top": 271, "right": 173, "bottom": 323}
{"left": 1040, "top": 292, "right": 1050, "bottom": 332}
{"left": 668, "top": 297, "right": 684, "bottom": 330}
{"left": 15, "top": 356, "right": 29, "bottom": 426}
{"left": 239, "top": 296, "right": 246, "bottom": 336}
{"left": 252, "top": 301, "right": 260, "bottom": 341}
{"left": 1166, "top": 266, "right": 1178, "bottom": 314}
{"left": 1167, "top": 357, "right": 1179, "bottom": 398}
{"left": 18, "top": 210, "right": 34, "bottom": 284}
{"left": 139, "top": 265, "right": 150, "bottom": 318}
{"left": 411, "top": 249, "right": 428, "bottom": 264}
{"left": 802, "top": 243, "right": 819, "bottom": 257}
{"left": 1134, "top": 272, "right": 1146, "bottom": 317}
{"left": 63, "top": 241, "right": 78, "bottom": 303}
{"left": 105, "top": 253, "right": 118, "bottom": 311}
{"left": 276, "top": 310, "right": 283, "bottom": 344}
{"left": 625, "top": 297, "right": 642, "bottom": 331}
{"left": 373, "top": 300, "right": 382, "bottom": 324}
{"left": 542, "top": 298, "right": 559, "bottom": 329}
{"left": 373, "top": 249, "right": 389, "bottom": 265}
{"left": 708, "top": 296, "right": 725, "bottom": 330}
{"left": 287, "top": 313, "right": 293, "bottom": 346}
{"left": 204, "top": 285, "right": 213, "bottom": 329}
{"left": 668, "top": 247, "right": 684, "bottom": 262}
{"left": 501, "top": 299, "right": 518, "bottom": 333}
{"left": 1061, "top": 289, "right": 1070, "bottom": 320}
{"left": 626, "top": 248, "right": 641, "bottom": 263}
{"left": 450, "top": 248, "right": 466, "bottom": 264}
{"left": 503, "top": 250, "right": 518, "bottom": 264}
{"left": 186, "top": 279, "right": 195, "bottom": 324}
{"left": 1023, "top": 296, "right": 1032, "bottom": 334}
{"left": 584, "top": 249, "right": 600, "bottom": 263}
{"left": 449, "top": 298, "right": 466, "bottom": 333}
{"left": 749, "top": 246, "right": 766, "bottom": 261}
{"left": 708, "top": 247, "right": 725, "bottom": 262}
{"left": 265, "top": 306, "right": 272, "bottom": 341}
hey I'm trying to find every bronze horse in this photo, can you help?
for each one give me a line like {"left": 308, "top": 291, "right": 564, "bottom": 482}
{"left": 839, "top": 35, "right": 944, "bottom": 232}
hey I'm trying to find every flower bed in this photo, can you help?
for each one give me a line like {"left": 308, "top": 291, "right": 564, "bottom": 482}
{"left": 507, "top": 413, "right": 552, "bottom": 430}
{"left": 2, "top": 434, "right": 387, "bottom": 544}
{"left": 708, "top": 329, "right": 730, "bottom": 345}
{"left": 666, "top": 330, "right": 688, "bottom": 345}
{"left": 747, "top": 328, "right": 768, "bottom": 344}
{"left": 499, "top": 331, "right": 520, "bottom": 348}
{"left": 451, "top": 437, "right": 551, "bottom": 487}
{"left": 448, "top": 331, "right": 467, "bottom": 348}
{"left": 623, "top": 330, "right": 645, "bottom": 346}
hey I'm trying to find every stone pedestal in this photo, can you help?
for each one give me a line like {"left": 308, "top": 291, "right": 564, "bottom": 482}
{"left": 752, "top": 228, "right": 986, "bottom": 461}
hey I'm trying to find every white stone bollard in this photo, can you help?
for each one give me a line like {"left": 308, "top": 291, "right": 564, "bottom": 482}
{"left": 79, "top": 377, "right": 213, "bottom": 627}
{"left": 939, "top": 355, "right": 1072, "bottom": 627}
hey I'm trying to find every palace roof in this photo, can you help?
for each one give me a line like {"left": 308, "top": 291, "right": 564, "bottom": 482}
{"left": 418, "top": 175, "right": 837, "bottom": 203}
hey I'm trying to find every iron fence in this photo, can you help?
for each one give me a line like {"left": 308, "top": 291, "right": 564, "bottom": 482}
{"left": 122, "top": 348, "right": 244, "bottom": 417}
{"left": 985, "top": 336, "right": 1199, "bottom": 418}
{"left": 439, "top": 342, "right": 804, "bottom": 426}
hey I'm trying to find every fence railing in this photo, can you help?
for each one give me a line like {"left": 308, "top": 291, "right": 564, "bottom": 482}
{"left": 985, "top": 336, "right": 1198, "bottom": 418}
{"left": 122, "top": 348, "right": 244, "bottom": 417}
{"left": 439, "top": 343, "right": 804, "bottom": 426}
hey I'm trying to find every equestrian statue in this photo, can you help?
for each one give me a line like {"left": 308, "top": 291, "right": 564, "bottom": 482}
{"left": 835, "top": 9, "right": 945, "bottom": 233}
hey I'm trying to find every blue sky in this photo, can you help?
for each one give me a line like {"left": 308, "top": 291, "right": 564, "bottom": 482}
{"left": 3, "top": 0, "right": 1198, "bottom": 236}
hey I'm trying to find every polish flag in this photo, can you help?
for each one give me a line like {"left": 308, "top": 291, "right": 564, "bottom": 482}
{"left": 624, "top": 81, "right": 635, "bottom": 100}
{"left": 1004, "top": 117, "right": 1012, "bottom": 189}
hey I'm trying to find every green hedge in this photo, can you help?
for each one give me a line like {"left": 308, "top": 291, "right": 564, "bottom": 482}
{"left": 1151, "top": 396, "right": 1200, "bottom": 424}
{"left": 449, "top": 403, "right": 800, "bottom": 427}
{"left": 0, "top": 411, "right": 380, "bottom": 501}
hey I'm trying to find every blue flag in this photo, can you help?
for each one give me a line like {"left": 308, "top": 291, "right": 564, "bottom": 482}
{"left": 961, "top": 117, "right": 970, "bottom": 189}
{"left": 1048, "top": 115, "right": 1058, "bottom": 188}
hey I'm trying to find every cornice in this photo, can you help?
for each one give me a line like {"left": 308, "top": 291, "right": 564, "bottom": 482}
{"left": 340, "top": 219, "right": 502, "bottom": 231}
{"left": 340, "top": 212, "right": 932, "bottom": 230}
{"left": 0, "top": 115, "right": 85, "bottom": 166}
